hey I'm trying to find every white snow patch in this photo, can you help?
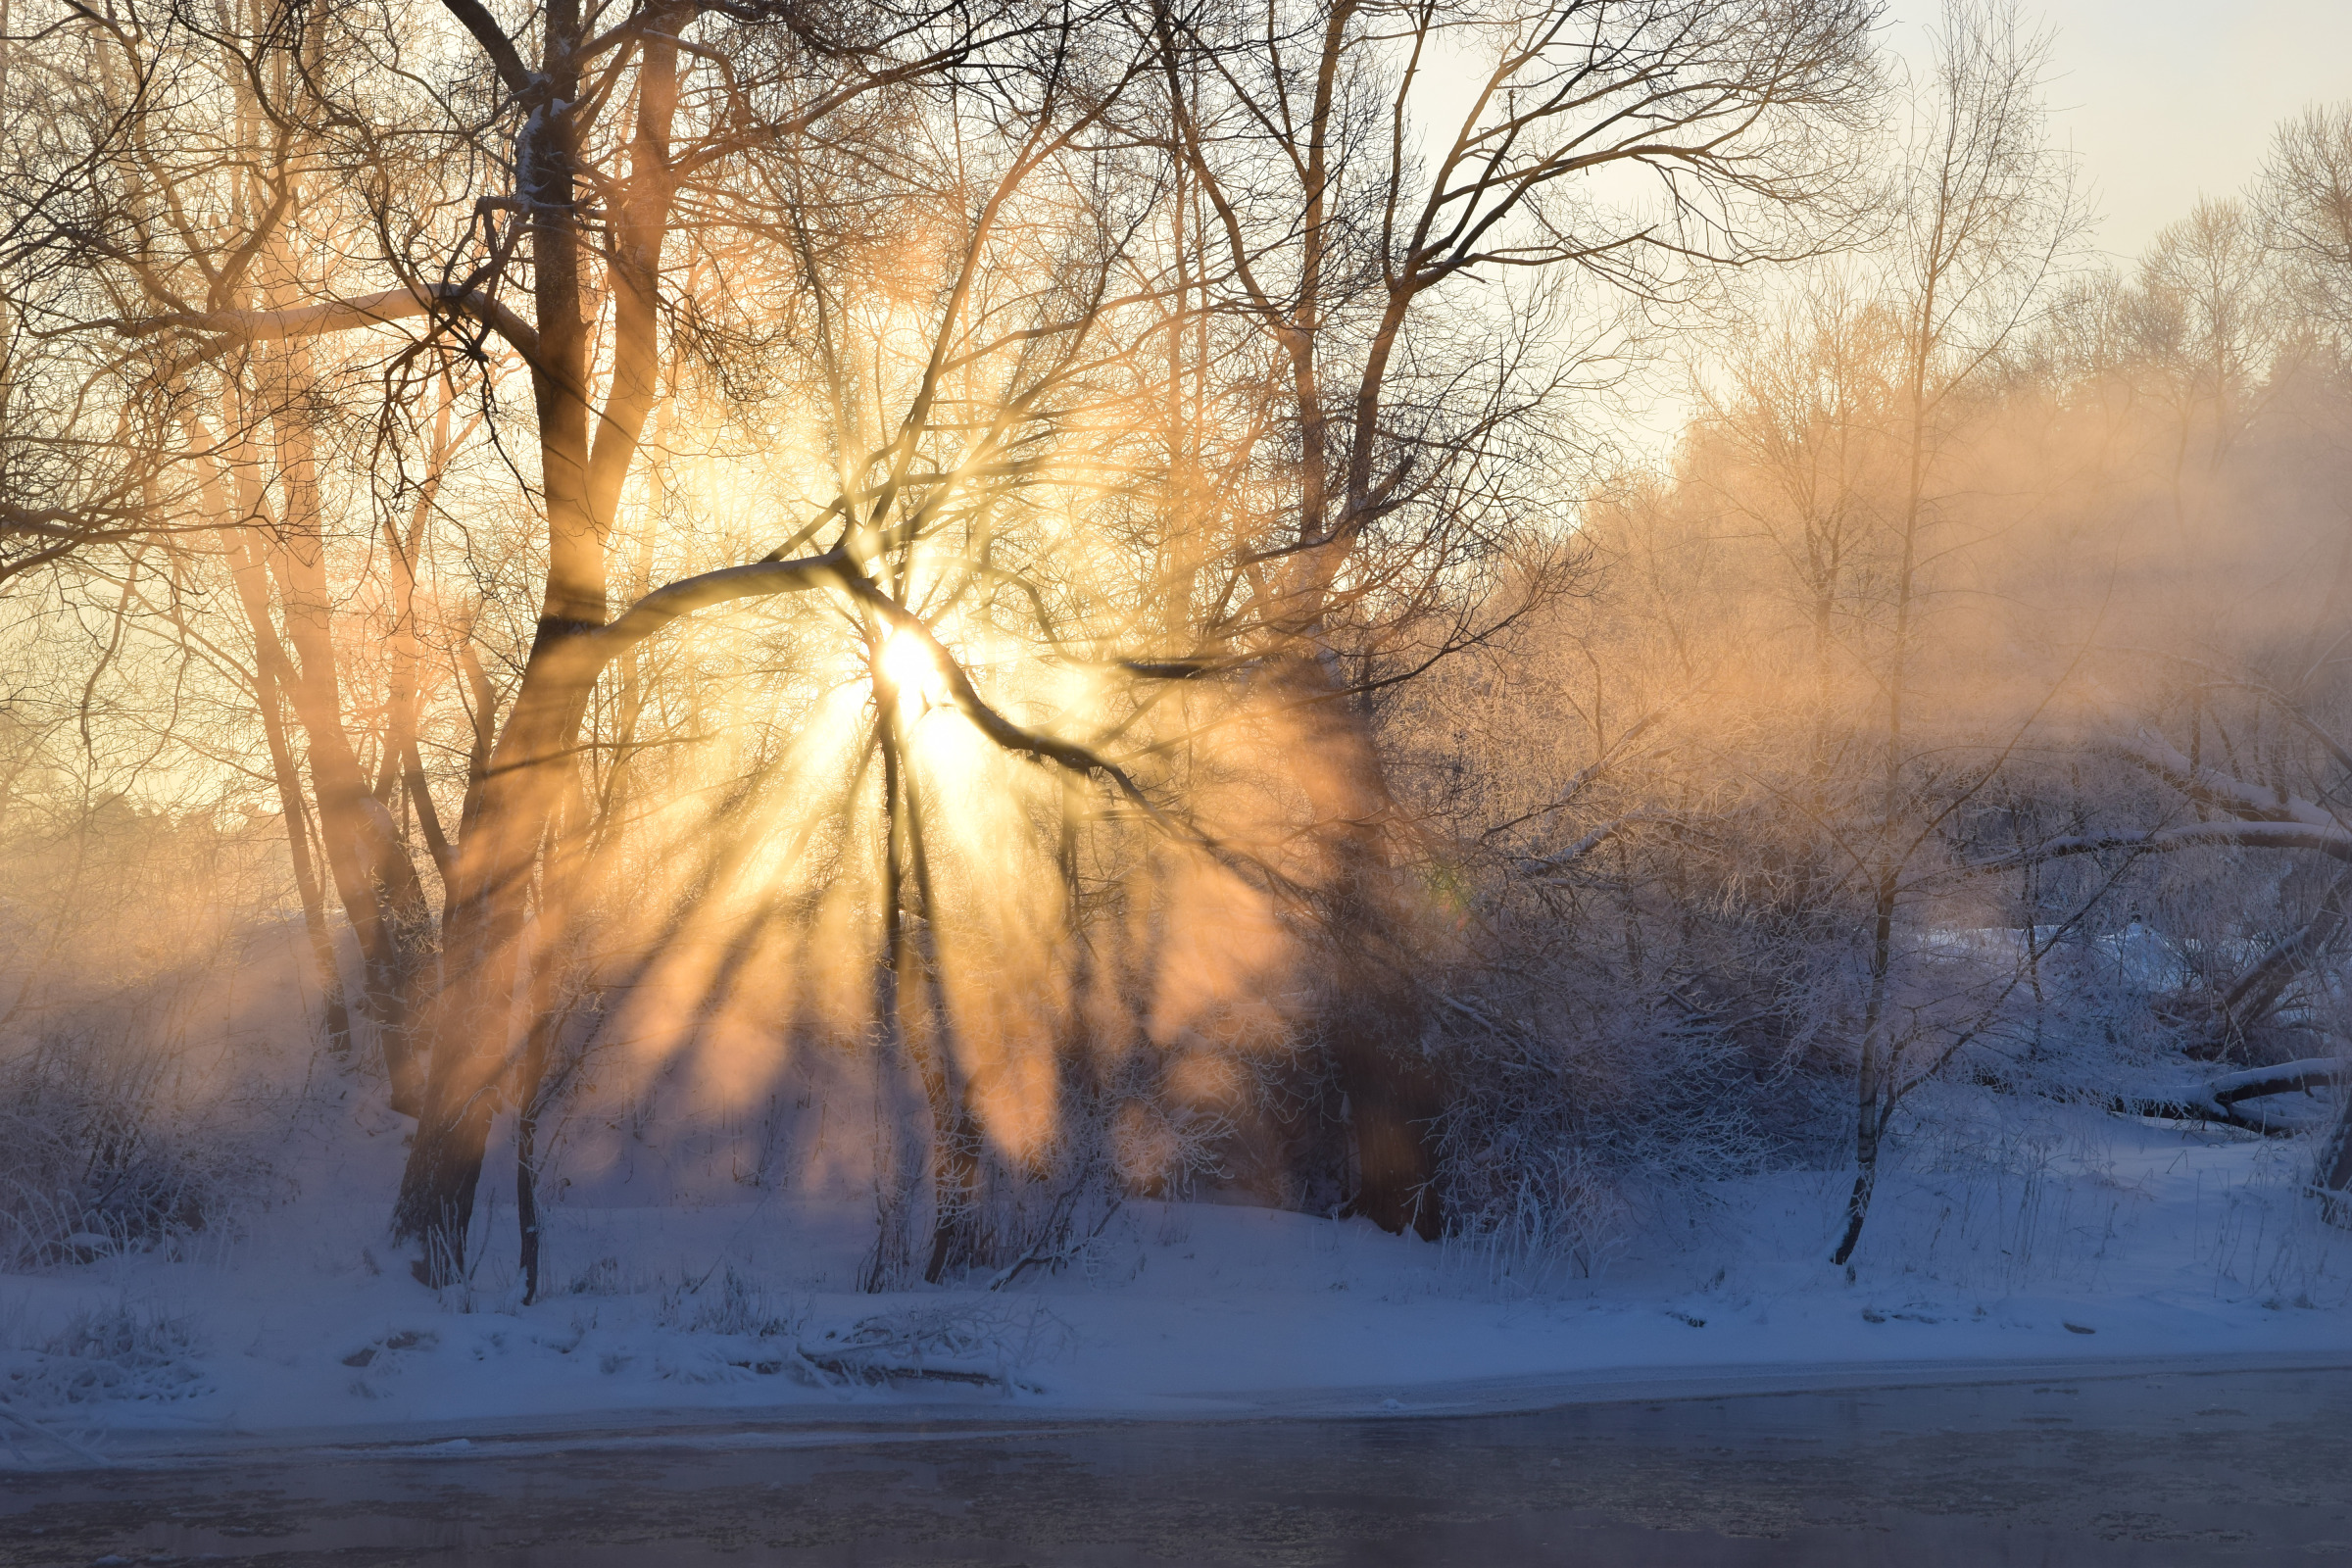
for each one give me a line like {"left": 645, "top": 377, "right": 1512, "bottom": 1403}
{"left": 3, "top": 1105, "right": 2347, "bottom": 1452}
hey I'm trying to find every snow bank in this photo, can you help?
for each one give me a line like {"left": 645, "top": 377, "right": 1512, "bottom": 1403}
{"left": 3, "top": 1102, "right": 2348, "bottom": 1461}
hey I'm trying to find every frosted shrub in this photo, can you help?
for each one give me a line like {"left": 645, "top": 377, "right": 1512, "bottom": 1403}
{"left": 2198, "top": 1139, "right": 2352, "bottom": 1309}
{"left": 2, "top": 1299, "right": 209, "bottom": 1407}
{"left": 1434, "top": 971, "right": 1811, "bottom": 1278}
{"left": 800, "top": 1300, "right": 1070, "bottom": 1387}
{"left": 659, "top": 1263, "right": 803, "bottom": 1339}
{"left": 1443, "top": 1141, "right": 1631, "bottom": 1285}
{"left": 0, "top": 1032, "right": 264, "bottom": 1270}
{"left": 564, "top": 1255, "right": 643, "bottom": 1298}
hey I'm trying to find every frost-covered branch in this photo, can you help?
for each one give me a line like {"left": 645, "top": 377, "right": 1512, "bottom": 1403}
{"left": 1985, "top": 729, "right": 2352, "bottom": 866}
{"left": 2105, "top": 731, "right": 2345, "bottom": 832}
{"left": 1994, "top": 819, "right": 2352, "bottom": 865}
{"left": 1520, "top": 812, "right": 1676, "bottom": 879}
{"left": 2118, "top": 1057, "right": 2345, "bottom": 1134}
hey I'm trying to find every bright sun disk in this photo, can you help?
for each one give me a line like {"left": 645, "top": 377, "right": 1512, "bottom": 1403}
{"left": 878, "top": 624, "right": 954, "bottom": 707}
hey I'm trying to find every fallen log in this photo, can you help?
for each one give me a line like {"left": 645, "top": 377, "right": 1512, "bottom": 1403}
{"left": 2117, "top": 1057, "right": 2345, "bottom": 1135}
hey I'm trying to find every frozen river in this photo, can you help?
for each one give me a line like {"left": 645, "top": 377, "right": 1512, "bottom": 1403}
{"left": 6, "top": 1363, "right": 2349, "bottom": 1565}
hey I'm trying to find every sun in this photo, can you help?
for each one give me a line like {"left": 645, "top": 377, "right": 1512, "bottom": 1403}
{"left": 876, "top": 623, "right": 955, "bottom": 710}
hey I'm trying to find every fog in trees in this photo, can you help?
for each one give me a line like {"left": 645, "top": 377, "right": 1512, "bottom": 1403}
{"left": 2, "top": 0, "right": 2349, "bottom": 1395}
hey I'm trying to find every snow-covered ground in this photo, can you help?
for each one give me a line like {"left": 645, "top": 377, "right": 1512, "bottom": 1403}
{"left": 5, "top": 1103, "right": 2350, "bottom": 1460}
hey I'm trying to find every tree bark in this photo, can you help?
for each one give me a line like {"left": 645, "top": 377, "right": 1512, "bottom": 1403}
{"left": 2120, "top": 1058, "right": 2345, "bottom": 1135}
{"left": 2205, "top": 864, "right": 2352, "bottom": 1057}
{"left": 393, "top": 0, "right": 601, "bottom": 1274}
{"left": 1288, "top": 662, "right": 1445, "bottom": 1239}
{"left": 392, "top": 2, "right": 700, "bottom": 1284}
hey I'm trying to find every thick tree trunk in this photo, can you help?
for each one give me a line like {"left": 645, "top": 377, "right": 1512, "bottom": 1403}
{"left": 2205, "top": 865, "right": 2352, "bottom": 1058}
{"left": 1288, "top": 662, "right": 1446, "bottom": 1239}
{"left": 860, "top": 702, "right": 921, "bottom": 1292}
{"left": 514, "top": 1000, "right": 561, "bottom": 1303}
{"left": 225, "top": 505, "right": 433, "bottom": 1112}
{"left": 902, "top": 760, "right": 987, "bottom": 1281}
{"left": 391, "top": 7, "right": 686, "bottom": 1284}
{"left": 392, "top": 633, "right": 600, "bottom": 1280}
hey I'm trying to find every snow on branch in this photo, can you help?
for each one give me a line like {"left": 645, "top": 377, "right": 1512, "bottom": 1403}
{"left": 1984, "top": 727, "right": 2352, "bottom": 866}
{"left": 2118, "top": 1057, "right": 2345, "bottom": 1134}
{"left": 1991, "top": 819, "right": 2352, "bottom": 865}
{"left": 1520, "top": 812, "right": 1673, "bottom": 879}
{"left": 2104, "top": 731, "right": 2343, "bottom": 832}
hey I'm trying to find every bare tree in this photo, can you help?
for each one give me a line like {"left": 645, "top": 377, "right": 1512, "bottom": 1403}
{"left": 55, "top": 0, "right": 1056, "bottom": 1280}
{"left": 1827, "top": 0, "right": 2081, "bottom": 1265}
{"left": 2262, "top": 102, "right": 2352, "bottom": 343}
{"left": 1145, "top": 0, "right": 1883, "bottom": 1233}
{"left": 2130, "top": 197, "right": 2279, "bottom": 530}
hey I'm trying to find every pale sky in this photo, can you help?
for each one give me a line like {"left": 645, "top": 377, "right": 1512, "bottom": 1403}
{"left": 1884, "top": 0, "right": 2352, "bottom": 263}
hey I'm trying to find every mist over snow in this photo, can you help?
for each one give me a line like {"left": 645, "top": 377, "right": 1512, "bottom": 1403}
{"left": 4, "top": 0, "right": 2352, "bottom": 1462}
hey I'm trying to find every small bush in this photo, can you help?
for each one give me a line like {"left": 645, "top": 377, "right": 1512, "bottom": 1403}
{"left": 659, "top": 1263, "right": 804, "bottom": 1340}
{"left": 564, "top": 1254, "right": 642, "bottom": 1298}
{"left": 801, "top": 1300, "right": 1071, "bottom": 1385}
{"left": 2, "top": 1299, "right": 210, "bottom": 1407}
{"left": 0, "top": 1033, "right": 262, "bottom": 1269}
